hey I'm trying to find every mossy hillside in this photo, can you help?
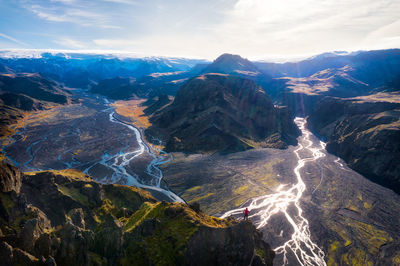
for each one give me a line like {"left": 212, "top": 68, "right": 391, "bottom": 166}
{"left": 103, "top": 184, "right": 156, "bottom": 211}
{"left": 19, "top": 169, "right": 156, "bottom": 229}
{"left": 1, "top": 165, "right": 275, "bottom": 266}
{"left": 122, "top": 201, "right": 237, "bottom": 265}
{"left": 25, "top": 168, "right": 92, "bottom": 181}
{"left": 57, "top": 184, "right": 90, "bottom": 206}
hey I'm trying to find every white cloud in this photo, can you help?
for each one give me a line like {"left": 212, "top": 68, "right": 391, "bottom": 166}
{"left": 31, "top": 8, "right": 68, "bottom": 22}
{"left": 8, "top": 0, "right": 400, "bottom": 58}
{"left": 187, "top": 0, "right": 399, "bottom": 58}
{"left": 27, "top": 1, "right": 120, "bottom": 28}
{"left": 53, "top": 37, "right": 85, "bottom": 49}
{"left": 0, "top": 33, "right": 28, "bottom": 46}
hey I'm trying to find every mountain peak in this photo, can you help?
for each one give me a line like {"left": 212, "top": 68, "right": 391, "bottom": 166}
{"left": 147, "top": 74, "right": 300, "bottom": 153}
{"left": 203, "top": 53, "right": 260, "bottom": 75}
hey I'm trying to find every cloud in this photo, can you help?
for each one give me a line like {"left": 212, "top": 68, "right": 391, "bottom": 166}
{"left": 31, "top": 8, "right": 68, "bottom": 22}
{"left": 101, "top": 0, "right": 139, "bottom": 5}
{"left": 53, "top": 37, "right": 86, "bottom": 49}
{"left": 5, "top": 0, "right": 400, "bottom": 58}
{"left": 25, "top": 0, "right": 120, "bottom": 28}
{"left": 204, "top": 0, "right": 400, "bottom": 57}
{"left": 365, "top": 19, "right": 400, "bottom": 39}
{"left": 92, "top": 39, "right": 142, "bottom": 48}
{"left": 0, "top": 33, "right": 28, "bottom": 46}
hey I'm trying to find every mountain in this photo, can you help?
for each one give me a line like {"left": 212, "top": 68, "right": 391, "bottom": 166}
{"left": 90, "top": 71, "right": 195, "bottom": 100}
{"left": 202, "top": 54, "right": 260, "bottom": 76}
{"left": 0, "top": 73, "right": 68, "bottom": 105}
{"left": 142, "top": 94, "right": 173, "bottom": 115}
{"left": 0, "top": 162, "right": 274, "bottom": 265}
{"left": 255, "top": 49, "right": 400, "bottom": 80}
{"left": 0, "top": 52, "right": 207, "bottom": 89}
{"left": 146, "top": 74, "right": 300, "bottom": 153}
{"left": 0, "top": 73, "right": 70, "bottom": 137}
{"left": 308, "top": 94, "right": 400, "bottom": 194}
{"left": 260, "top": 49, "right": 400, "bottom": 116}
{"left": 90, "top": 77, "right": 137, "bottom": 100}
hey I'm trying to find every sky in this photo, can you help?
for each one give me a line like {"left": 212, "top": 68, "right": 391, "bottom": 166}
{"left": 0, "top": 0, "right": 399, "bottom": 60}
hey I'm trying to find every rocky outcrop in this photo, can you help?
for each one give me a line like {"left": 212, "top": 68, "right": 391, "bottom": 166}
{"left": 185, "top": 221, "right": 274, "bottom": 266}
{"left": 0, "top": 161, "right": 22, "bottom": 193}
{"left": 308, "top": 96, "right": 400, "bottom": 194}
{"left": 147, "top": 74, "right": 299, "bottom": 153}
{"left": 0, "top": 163, "right": 275, "bottom": 265}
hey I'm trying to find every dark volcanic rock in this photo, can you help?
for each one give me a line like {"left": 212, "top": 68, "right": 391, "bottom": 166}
{"left": 147, "top": 73, "right": 300, "bottom": 153}
{"left": 308, "top": 96, "right": 400, "bottom": 193}
{"left": 0, "top": 161, "right": 22, "bottom": 193}
{"left": 185, "top": 221, "right": 274, "bottom": 266}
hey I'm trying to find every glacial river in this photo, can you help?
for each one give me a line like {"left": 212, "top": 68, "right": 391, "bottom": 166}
{"left": 221, "top": 117, "right": 327, "bottom": 266}
{"left": 1, "top": 95, "right": 184, "bottom": 203}
{"left": 84, "top": 105, "right": 184, "bottom": 203}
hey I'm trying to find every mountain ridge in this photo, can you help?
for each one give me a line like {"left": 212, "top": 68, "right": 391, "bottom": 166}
{"left": 146, "top": 73, "right": 299, "bottom": 153}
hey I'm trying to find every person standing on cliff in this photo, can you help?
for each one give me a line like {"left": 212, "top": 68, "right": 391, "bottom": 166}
{"left": 243, "top": 207, "right": 250, "bottom": 220}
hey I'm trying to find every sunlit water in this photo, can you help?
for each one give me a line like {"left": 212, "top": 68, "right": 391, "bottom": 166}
{"left": 221, "top": 117, "right": 327, "bottom": 266}
{"left": 91, "top": 110, "right": 184, "bottom": 202}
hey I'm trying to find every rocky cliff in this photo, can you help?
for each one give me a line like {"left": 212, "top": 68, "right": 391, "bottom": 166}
{"left": 147, "top": 74, "right": 300, "bottom": 153}
{"left": 308, "top": 96, "right": 400, "bottom": 194}
{"left": 0, "top": 162, "right": 274, "bottom": 265}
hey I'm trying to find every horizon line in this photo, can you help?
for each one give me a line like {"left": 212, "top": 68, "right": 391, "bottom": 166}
{"left": 0, "top": 47, "right": 399, "bottom": 63}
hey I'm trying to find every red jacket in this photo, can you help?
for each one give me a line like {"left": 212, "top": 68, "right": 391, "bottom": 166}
{"left": 243, "top": 208, "right": 250, "bottom": 215}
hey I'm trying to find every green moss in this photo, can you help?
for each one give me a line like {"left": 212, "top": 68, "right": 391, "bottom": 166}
{"left": 0, "top": 193, "right": 14, "bottom": 211}
{"left": 351, "top": 221, "right": 392, "bottom": 252}
{"left": 103, "top": 184, "right": 155, "bottom": 213}
{"left": 255, "top": 247, "right": 266, "bottom": 263}
{"left": 93, "top": 199, "right": 118, "bottom": 225}
{"left": 124, "top": 202, "right": 159, "bottom": 232}
{"left": 234, "top": 185, "right": 249, "bottom": 194}
{"left": 25, "top": 169, "right": 90, "bottom": 181}
{"left": 57, "top": 185, "right": 89, "bottom": 206}
{"left": 363, "top": 202, "right": 372, "bottom": 210}
{"left": 121, "top": 202, "right": 235, "bottom": 265}
{"left": 344, "top": 240, "right": 352, "bottom": 247}
{"left": 327, "top": 241, "right": 341, "bottom": 266}
{"left": 121, "top": 202, "right": 199, "bottom": 265}
{"left": 346, "top": 249, "right": 373, "bottom": 266}
{"left": 186, "top": 186, "right": 201, "bottom": 192}
{"left": 187, "top": 193, "right": 215, "bottom": 203}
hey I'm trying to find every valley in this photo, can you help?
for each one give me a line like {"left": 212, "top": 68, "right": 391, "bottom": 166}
{"left": 1, "top": 49, "right": 400, "bottom": 265}
{"left": 2, "top": 88, "right": 400, "bottom": 265}
{"left": 1, "top": 90, "right": 182, "bottom": 202}
{"left": 162, "top": 118, "right": 400, "bottom": 265}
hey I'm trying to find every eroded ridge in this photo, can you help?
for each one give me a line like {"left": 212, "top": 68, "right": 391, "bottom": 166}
{"left": 221, "top": 117, "right": 327, "bottom": 266}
